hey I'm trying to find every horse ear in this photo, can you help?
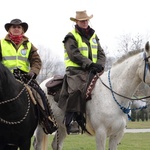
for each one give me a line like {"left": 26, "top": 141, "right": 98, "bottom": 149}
{"left": 145, "top": 41, "right": 149, "bottom": 52}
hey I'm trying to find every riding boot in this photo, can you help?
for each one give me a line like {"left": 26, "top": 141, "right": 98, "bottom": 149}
{"left": 76, "top": 113, "right": 90, "bottom": 134}
{"left": 64, "top": 112, "right": 75, "bottom": 134}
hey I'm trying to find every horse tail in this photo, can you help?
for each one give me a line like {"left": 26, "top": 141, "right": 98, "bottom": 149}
{"left": 41, "top": 134, "right": 48, "bottom": 150}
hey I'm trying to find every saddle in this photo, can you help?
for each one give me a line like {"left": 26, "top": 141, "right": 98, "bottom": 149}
{"left": 46, "top": 75, "right": 64, "bottom": 96}
{"left": 45, "top": 73, "right": 101, "bottom": 101}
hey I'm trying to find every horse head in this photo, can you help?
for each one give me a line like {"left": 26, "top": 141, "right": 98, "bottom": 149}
{"left": 137, "top": 41, "right": 150, "bottom": 85}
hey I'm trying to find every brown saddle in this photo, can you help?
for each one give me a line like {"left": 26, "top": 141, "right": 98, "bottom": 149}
{"left": 45, "top": 75, "right": 64, "bottom": 96}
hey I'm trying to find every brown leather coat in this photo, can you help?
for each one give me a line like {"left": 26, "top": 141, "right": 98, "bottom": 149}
{"left": 58, "top": 25, "right": 106, "bottom": 114}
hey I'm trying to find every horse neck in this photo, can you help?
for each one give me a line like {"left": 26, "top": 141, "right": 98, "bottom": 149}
{"left": 0, "top": 77, "right": 21, "bottom": 100}
{"left": 110, "top": 54, "right": 142, "bottom": 98}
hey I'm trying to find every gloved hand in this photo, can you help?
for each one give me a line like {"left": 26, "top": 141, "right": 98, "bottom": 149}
{"left": 27, "top": 71, "right": 36, "bottom": 79}
{"left": 88, "top": 63, "right": 103, "bottom": 74}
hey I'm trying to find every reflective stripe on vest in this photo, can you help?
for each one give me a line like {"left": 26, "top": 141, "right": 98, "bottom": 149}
{"left": 1, "top": 39, "right": 31, "bottom": 73}
{"left": 64, "top": 29, "right": 98, "bottom": 67}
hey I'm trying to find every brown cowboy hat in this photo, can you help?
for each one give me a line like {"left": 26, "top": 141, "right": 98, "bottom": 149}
{"left": 5, "top": 19, "right": 28, "bottom": 33}
{"left": 70, "top": 10, "right": 93, "bottom": 22}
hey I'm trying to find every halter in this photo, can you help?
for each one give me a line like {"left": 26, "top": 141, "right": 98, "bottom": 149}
{"left": 143, "top": 52, "right": 150, "bottom": 82}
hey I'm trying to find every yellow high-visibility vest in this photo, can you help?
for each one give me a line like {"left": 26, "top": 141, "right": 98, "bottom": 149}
{"left": 1, "top": 39, "right": 31, "bottom": 73}
{"left": 64, "top": 29, "right": 98, "bottom": 67}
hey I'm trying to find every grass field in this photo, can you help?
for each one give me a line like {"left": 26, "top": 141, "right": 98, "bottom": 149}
{"left": 127, "top": 120, "right": 150, "bottom": 129}
{"left": 31, "top": 121, "right": 150, "bottom": 150}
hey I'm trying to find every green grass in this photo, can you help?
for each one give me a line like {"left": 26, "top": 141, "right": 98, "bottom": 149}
{"left": 62, "top": 134, "right": 96, "bottom": 150}
{"left": 31, "top": 121, "right": 150, "bottom": 150}
{"left": 118, "top": 133, "right": 150, "bottom": 150}
{"left": 127, "top": 120, "right": 150, "bottom": 129}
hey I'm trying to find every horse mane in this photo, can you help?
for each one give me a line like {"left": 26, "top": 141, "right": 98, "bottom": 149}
{"left": 0, "top": 62, "right": 17, "bottom": 87}
{"left": 113, "top": 49, "right": 144, "bottom": 66}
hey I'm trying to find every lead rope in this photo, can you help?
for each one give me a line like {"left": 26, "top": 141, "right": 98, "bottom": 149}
{"left": 99, "top": 74, "right": 150, "bottom": 101}
{"left": 107, "top": 69, "right": 147, "bottom": 120}
{"left": 56, "top": 130, "right": 59, "bottom": 150}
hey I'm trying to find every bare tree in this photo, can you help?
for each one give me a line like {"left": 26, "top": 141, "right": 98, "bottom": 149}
{"left": 117, "top": 33, "right": 132, "bottom": 54}
{"left": 131, "top": 34, "right": 143, "bottom": 50}
{"left": 36, "top": 45, "right": 65, "bottom": 83}
{"left": 116, "top": 33, "right": 148, "bottom": 55}
{"left": 105, "top": 56, "right": 116, "bottom": 71}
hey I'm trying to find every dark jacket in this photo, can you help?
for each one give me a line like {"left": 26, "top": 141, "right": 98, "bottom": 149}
{"left": 58, "top": 25, "right": 106, "bottom": 113}
{"left": 63, "top": 25, "right": 106, "bottom": 69}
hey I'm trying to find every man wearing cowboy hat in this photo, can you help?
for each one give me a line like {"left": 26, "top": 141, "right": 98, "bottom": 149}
{"left": 0, "top": 18, "right": 57, "bottom": 134}
{"left": 58, "top": 10, "right": 106, "bottom": 134}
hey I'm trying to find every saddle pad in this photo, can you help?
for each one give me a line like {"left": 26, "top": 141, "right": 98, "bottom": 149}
{"left": 45, "top": 75, "right": 64, "bottom": 88}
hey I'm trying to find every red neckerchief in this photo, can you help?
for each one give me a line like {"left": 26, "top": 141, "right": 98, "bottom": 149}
{"left": 9, "top": 33, "right": 23, "bottom": 45}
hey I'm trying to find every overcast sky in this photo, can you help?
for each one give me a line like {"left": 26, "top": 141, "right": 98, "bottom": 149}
{"left": 1, "top": 0, "right": 150, "bottom": 57}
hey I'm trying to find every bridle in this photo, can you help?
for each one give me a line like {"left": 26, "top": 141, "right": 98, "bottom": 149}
{"left": 143, "top": 52, "right": 150, "bottom": 82}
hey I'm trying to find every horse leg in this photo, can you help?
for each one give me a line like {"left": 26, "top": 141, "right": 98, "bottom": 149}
{"left": 33, "top": 124, "right": 48, "bottom": 150}
{"left": 108, "top": 130, "right": 124, "bottom": 150}
{"left": 52, "top": 126, "right": 67, "bottom": 150}
{"left": 95, "top": 128, "right": 107, "bottom": 150}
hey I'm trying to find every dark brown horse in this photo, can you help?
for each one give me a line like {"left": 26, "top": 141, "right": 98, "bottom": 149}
{"left": 0, "top": 62, "right": 38, "bottom": 150}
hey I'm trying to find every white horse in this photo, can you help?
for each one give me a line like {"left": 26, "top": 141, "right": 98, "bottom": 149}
{"left": 33, "top": 41, "right": 150, "bottom": 150}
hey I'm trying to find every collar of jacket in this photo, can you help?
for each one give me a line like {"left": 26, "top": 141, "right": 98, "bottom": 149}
{"left": 75, "top": 25, "right": 95, "bottom": 39}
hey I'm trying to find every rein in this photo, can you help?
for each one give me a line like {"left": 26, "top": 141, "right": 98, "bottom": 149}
{"left": 99, "top": 74, "right": 150, "bottom": 101}
{"left": 107, "top": 70, "right": 147, "bottom": 119}
{"left": 97, "top": 52, "right": 150, "bottom": 119}
{"left": 0, "top": 76, "right": 33, "bottom": 125}
{"left": 100, "top": 52, "right": 150, "bottom": 101}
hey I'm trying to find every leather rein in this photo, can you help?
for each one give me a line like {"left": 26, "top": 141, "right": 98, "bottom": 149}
{"left": 99, "top": 52, "right": 150, "bottom": 101}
